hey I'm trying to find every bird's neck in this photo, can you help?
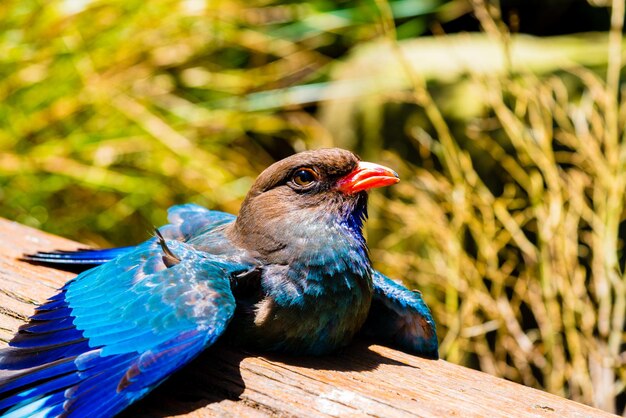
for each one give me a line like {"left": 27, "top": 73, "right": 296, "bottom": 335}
{"left": 230, "top": 193, "right": 369, "bottom": 264}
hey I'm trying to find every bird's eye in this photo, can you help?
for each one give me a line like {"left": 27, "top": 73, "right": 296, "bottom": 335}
{"left": 292, "top": 168, "right": 317, "bottom": 187}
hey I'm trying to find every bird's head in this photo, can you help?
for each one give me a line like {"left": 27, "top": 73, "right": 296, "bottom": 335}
{"left": 230, "top": 148, "right": 399, "bottom": 261}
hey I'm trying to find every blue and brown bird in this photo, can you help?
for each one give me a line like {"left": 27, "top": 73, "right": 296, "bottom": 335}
{"left": 0, "top": 148, "right": 437, "bottom": 417}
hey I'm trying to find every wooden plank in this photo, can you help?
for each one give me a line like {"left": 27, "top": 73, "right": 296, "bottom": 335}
{"left": 0, "top": 218, "right": 615, "bottom": 417}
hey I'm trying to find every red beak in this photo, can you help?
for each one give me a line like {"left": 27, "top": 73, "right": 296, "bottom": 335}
{"left": 336, "top": 161, "right": 399, "bottom": 194}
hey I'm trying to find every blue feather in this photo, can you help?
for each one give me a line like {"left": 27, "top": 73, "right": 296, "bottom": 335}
{"left": 0, "top": 370, "right": 80, "bottom": 410}
{"left": 30, "top": 308, "right": 73, "bottom": 321}
{"left": 361, "top": 270, "right": 438, "bottom": 359}
{"left": 22, "top": 246, "right": 135, "bottom": 266}
{"left": 0, "top": 341, "right": 90, "bottom": 370}
{"left": 3, "top": 393, "right": 63, "bottom": 418}
{"left": 0, "top": 359, "right": 75, "bottom": 395}
{"left": 31, "top": 299, "right": 67, "bottom": 312}
{"left": 1, "top": 238, "right": 242, "bottom": 415}
{"left": 9, "top": 328, "right": 84, "bottom": 349}
{"left": 19, "top": 317, "right": 73, "bottom": 334}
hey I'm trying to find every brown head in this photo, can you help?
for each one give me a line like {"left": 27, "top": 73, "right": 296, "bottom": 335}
{"left": 229, "top": 148, "right": 399, "bottom": 263}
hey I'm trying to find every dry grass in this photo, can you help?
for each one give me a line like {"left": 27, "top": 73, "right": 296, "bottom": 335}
{"left": 316, "top": 0, "right": 626, "bottom": 413}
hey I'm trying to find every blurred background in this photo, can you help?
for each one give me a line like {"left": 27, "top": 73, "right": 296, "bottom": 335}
{"left": 1, "top": 0, "right": 625, "bottom": 413}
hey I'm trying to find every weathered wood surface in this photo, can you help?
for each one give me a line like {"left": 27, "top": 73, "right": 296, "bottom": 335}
{"left": 0, "top": 218, "right": 615, "bottom": 418}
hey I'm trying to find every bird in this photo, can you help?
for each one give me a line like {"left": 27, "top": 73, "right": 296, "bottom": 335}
{"left": 0, "top": 148, "right": 437, "bottom": 417}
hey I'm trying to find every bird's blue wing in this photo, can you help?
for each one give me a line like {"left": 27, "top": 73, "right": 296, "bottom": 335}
{"left": 0, "top": 238, "right": 246, "bottom": 417}
{"left": 22, "top": 204, "right": 235, "bottom": 267}
{"left": 361, "top": 270, "right": 438, "bottom": 359}
{"left": 160, "top": 204, "right": 236, "bottom": 241}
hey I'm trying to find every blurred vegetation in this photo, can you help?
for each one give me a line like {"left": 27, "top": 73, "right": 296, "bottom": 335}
{"left": 1, "top": 0, "right": 625, "bottom": 414}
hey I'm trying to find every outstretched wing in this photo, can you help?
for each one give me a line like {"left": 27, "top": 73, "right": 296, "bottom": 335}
{"left": 22, "top": 204, "right": 235, "bottom": 268}
{"left": 361, "top": 270, "right": 438, "bottom": 359}
{"left": 0, "top": 238, "right": 246, "bottom": 417}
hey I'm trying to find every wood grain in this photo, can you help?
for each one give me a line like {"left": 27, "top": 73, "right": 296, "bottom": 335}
{"left": 0, "top": 218, "right": 615, "bottom": 417}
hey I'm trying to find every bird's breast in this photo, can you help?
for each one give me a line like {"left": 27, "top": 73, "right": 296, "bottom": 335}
{"left": 227, "top": 216, "right": 374, "bottom": 354}
{"left": 231, "top": 255, "right": 373, "bottom": 355}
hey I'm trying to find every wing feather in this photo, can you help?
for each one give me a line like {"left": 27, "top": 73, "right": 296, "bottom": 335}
{"left": 0, "top": 238, "right": 247, "bottom": 416}
{"left": 22, "top": 204, "right": 235, "bottom": 270}
{"left": 361, "top": 270, "right": 438, "bottom": 359}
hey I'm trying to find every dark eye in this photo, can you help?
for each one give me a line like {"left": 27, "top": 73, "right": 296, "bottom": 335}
{"left": 292, "top": 168, "right": 317, "bottom": 187}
